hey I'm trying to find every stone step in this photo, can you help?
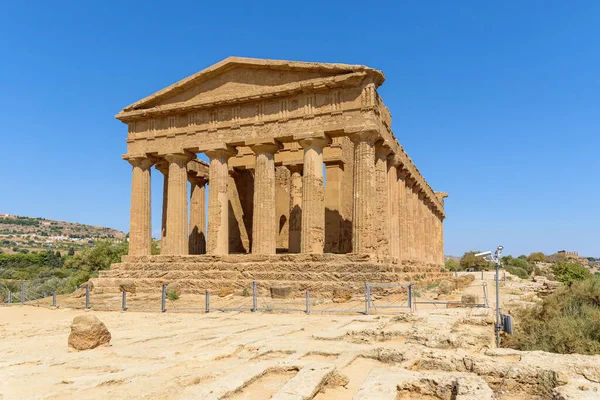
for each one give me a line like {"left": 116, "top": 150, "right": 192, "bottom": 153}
{"left": 93, "top": 275, "right": 449, "bottom": 295}
{"left": 109, "top": 261, "right": 435, "bottom": 274}
{"left": 99, "top": 270, "right": 409, "bottom": 282}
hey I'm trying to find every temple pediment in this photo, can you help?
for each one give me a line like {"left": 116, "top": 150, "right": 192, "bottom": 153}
{"left": 116, "top": 56, "right": 384, "bottom": 120}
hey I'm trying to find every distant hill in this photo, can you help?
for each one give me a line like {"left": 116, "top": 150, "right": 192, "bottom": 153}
{"left": 0, "top": 214, "right": 125, "bottom": 255}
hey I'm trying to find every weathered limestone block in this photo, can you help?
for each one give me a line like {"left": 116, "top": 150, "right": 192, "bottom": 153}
{"left": 461, "top": 294, "right": 479, "bottom": 306}
{"left": 68, "top": 315, "right": 111, "bottom": 351}
{"left": 332, "top": 289, "right": 352, "bottom": 303}
{"left": 118, "top": 279, "right": 137, "bottom": 293}
{"left": 437, "top": 279, "right": 455, "bottom": 295}
{"left": 270, "top": 286, "right": 293, "bottom": 299}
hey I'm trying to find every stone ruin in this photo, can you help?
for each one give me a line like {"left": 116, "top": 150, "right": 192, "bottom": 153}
{"left": 95, "top": 57, "right": 449, "bottom": 295}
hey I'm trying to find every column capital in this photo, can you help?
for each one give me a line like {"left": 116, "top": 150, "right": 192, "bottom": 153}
{"left": 295, "top": 131, "right": 331, "bottom": 149}
{"left": 187, "top": 172, "right": 207, "bottom": 186}
{"left": 123, "top": 154, "right": 155, "bottom": 169}
{"left": 405, "top": 175, "right": 417, "bottom": 187}
{"left": 388, "top": 153, "right": 403, "bottom": 168}
{"left": 246, "top": 138, "right": 282, "bottom": 155}
{"left": 286, "top": 163, "right": 303, "bottom": 174}
{"left": 164, "top": 152, "right": 194, "bottom": 165}
{"left": 348, "top": 129, "right": 380, "bottom": 145}
{"left": 156, "top": 159, "right": 169, "bottom": 174}
{"left": 375, "top": 140, "right": 393, "bottom": 159}
{"left": 204, "top": 144, "right": 236, "bottom": 160}
{"left": 249, "top": 143, "right": 281, "bottom": 155}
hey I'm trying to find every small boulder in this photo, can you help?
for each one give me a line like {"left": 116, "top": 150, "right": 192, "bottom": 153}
{"left": 454, "top": 274, "right": 475, "bottom": 288}
{"left": 437, "top": 280, "right": 455, "bottom": 295}
{"left": 270, "top": 286, "right": 292, "bottom": 299}
{"left": 218, "top": 287, "right": 234, "bottom": 297}
{"left": 333, "top": 289, "right": 352, "bottom": 303}
{"left": 461, "top": 294, "right": 479, "bottom": 306}
{"left": 68, "top": 315, "right": 111, "bottom": 351}
{"left": 118, "top": 280, "right": 136, "bottom": 294}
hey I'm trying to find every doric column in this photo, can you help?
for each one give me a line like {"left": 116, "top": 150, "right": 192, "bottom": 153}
{"left": 288, "top": 164, "right": 302, "bottom": 253}
{"left": 417, "top": 190, "right": 426, "bottom": 262}
{"left": 249, "top": 142, "right": 279, "bottom": 254}
{"left": 156, "top": 160, "right": 169, "bottom": 254}
{"left": 324, "top": 162, "right": 343, "bottom": 253}
{"left": 206, "top": 146, "right": 235, "bottom": 255}
{"left": 397, "top": 169, "right": 409, "bottom": 261}
{"left": 126, "top": 156, "right": 154, "bottom": 256}
{"left": 438, "top": 216, "right": 446, "bottom": 265}
{"left": 375, "top": 142, "right": 392, "bottom": 256}
{"left": 163, "top": 153, "right": 192, "bottom": 255}
{"left": 298, "top": 134, "right": 330, "bottom": 254}
{"left": 188, "top": 175, "right": 207, "bottom": 255}
{"left": 405, "top": 177, "right": 417, "bottom": 260}
{"left": 425, "top": 201, "right": 432, "bottom": 263}
{"left": 350, "top": 131, "right": 379, "bottom": 254}
{"left": 387, "top": 156, "right": 400, "bottom": 259}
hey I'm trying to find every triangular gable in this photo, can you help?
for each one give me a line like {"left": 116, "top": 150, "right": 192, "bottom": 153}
{"left": 117, "top": 56, "right": 384, "bottom": 119}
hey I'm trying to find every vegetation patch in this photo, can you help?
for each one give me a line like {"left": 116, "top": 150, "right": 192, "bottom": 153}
{"left": 505, "top": 276, "right": 600, "bottom": 355}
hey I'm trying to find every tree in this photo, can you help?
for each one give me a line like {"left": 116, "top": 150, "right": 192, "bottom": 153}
{"left": 460, "top": 251, "right": 493, "bottom": 271}
{"left": 444, "top": 258, "right": 460, "bottom": 271}
{"left": 551, "top": 262, "right": 592, "bottom": 284}
{"left": 528, "top": 252, "right": 546, "bottom": 263}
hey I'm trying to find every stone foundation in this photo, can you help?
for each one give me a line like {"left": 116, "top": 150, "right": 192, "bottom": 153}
{"left": 95, "top": 254, "right": 448, "bottom": 295}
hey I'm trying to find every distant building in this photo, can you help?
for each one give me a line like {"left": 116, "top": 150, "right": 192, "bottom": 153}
{"left": 557, "top": 250, "right": 589, "bottom": 266}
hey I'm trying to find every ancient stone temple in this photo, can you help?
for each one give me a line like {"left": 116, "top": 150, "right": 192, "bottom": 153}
{"left": 97, "top": 57, "right": 449, "bottom": 294}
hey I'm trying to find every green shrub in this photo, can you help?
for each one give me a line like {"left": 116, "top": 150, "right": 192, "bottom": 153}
{"left": 167, "top": 290, "right": 180, "bottom": 301}
{"left": 528, "top": 252, "right": 547, "bottom": 263}
{"left": 505, "top": 266, "right": 529, "bottom": 280}
{"left": 460, "top": 251, "right": 493, "bottom": 271}
{"left": 551, "top": 262, "right": 592, "bottom": 284}
{"left": 444, "top": 259, "right": 460, "bottom": 271}
{"left": 506, "top": 276, "right": 600, "bottom": 355}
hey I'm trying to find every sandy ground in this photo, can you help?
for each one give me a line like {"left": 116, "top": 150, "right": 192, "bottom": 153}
{"left": 2, "top": 273, "right": 599, "bottom": 400}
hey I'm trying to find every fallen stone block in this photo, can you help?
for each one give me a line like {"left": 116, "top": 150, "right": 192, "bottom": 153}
{"left": 271, "top": 286, "right": 293, "bottom": 299}
{"left": 68, "top": 315, "right": 111, "bottom": 351}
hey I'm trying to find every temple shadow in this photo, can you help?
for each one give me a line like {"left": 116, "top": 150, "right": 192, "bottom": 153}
{"left": 325, "top": 208, "right": 352, "bottom": 254}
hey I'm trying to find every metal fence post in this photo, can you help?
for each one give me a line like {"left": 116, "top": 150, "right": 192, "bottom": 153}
{"left": 364, "top": 283, "right": 371, "bottom": 315}
{"left": 52, "top": 291, "right": 56, "bottom": 307}
{"left": 122, "top": 291, "right": 127, "bottom": 311}
{"left": 21, "top": 282, "right": 25, "bottom": 304}
{"left": 161, "top": 284, "right": 167, "bottom": 312}
{"left": 85, "top": 284, "right": 90, "bottom": 309}
{"left": 43, "top": 292, "right": 47, "bottom": 298}
{"left": 205, "top": 290, "right": 210, "bottom": 313}
{"left": 8, "top": 292, "right": 12, "bottom": 304}
{"left": 408, "top": 284, "right": 413, "bottom": 312}
{"left": 481, "top": 271, "right": 484, "bottom": 280}
{"left": 251, "top": 281, "right": 257, "bottom": 312}
{"left": 503, "top": 271, "right": 506, "bottom": 281}
{"left": 305, "top": 291, "right": 311, "bottom": 314}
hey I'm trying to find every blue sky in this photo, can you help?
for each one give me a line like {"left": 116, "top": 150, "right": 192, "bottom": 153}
{"left": 0, "top": 1, "right": 598, "bottom": 257}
